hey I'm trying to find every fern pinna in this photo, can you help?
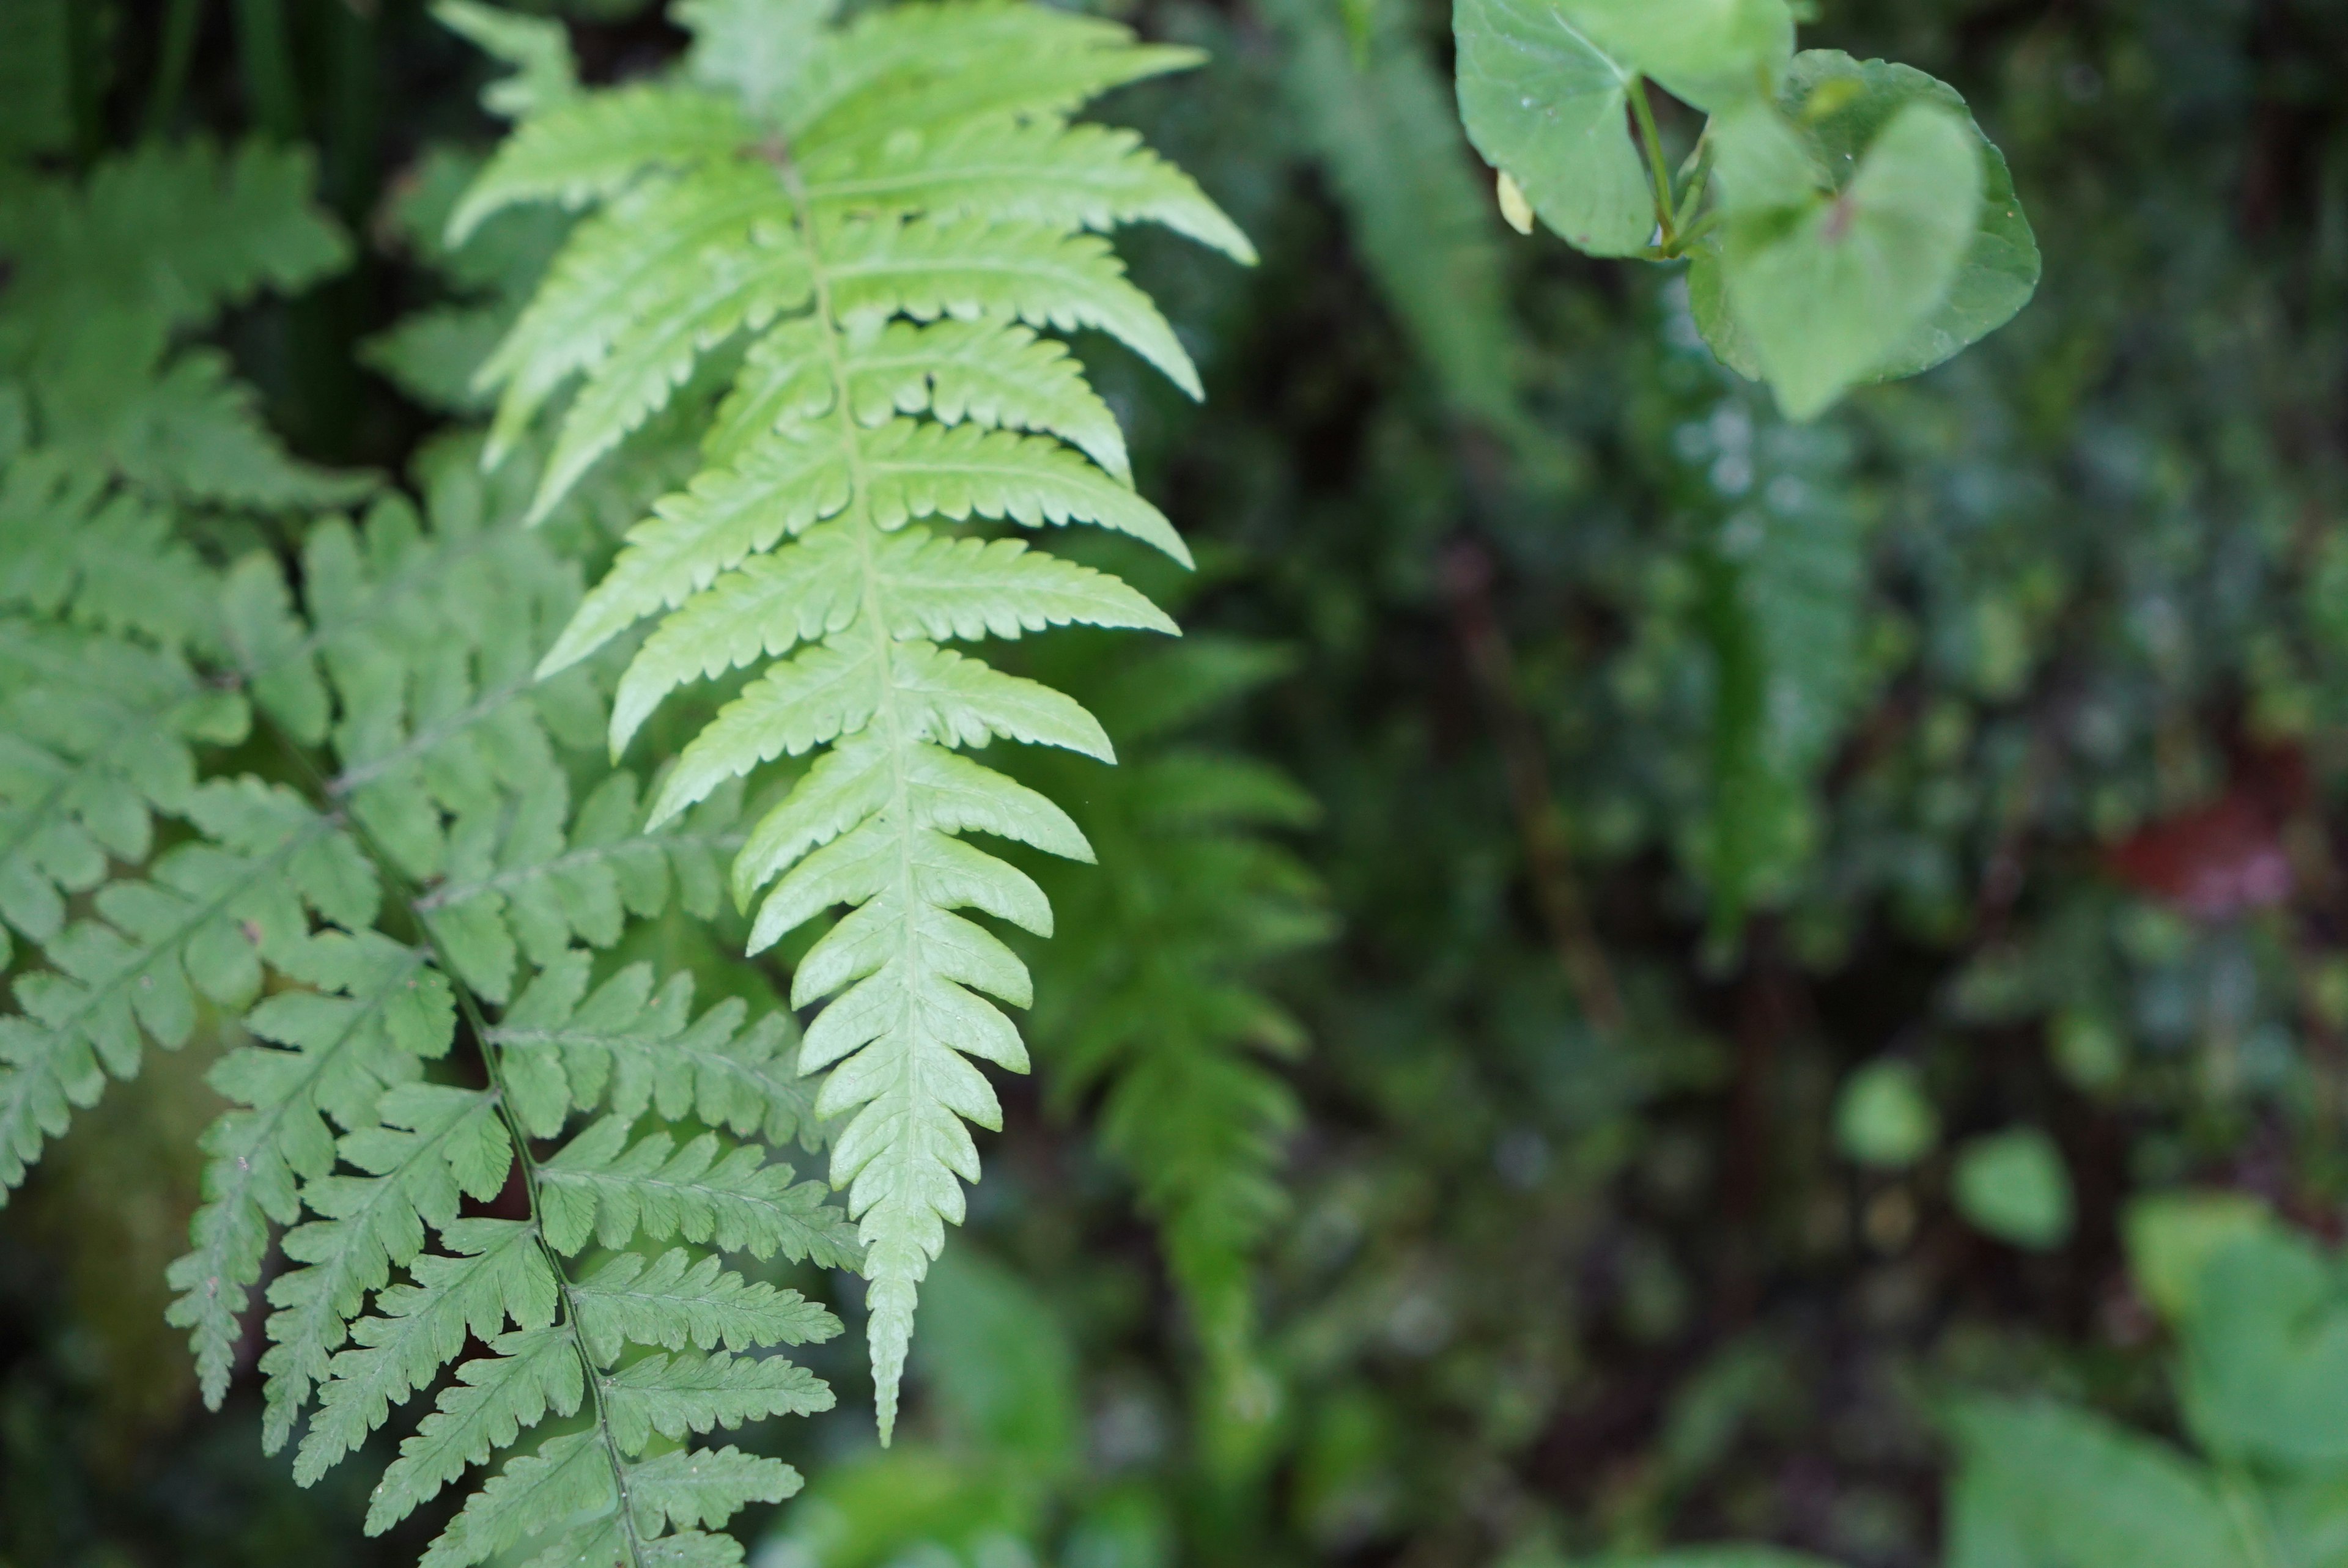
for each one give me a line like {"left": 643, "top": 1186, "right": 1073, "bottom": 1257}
{"left": 457, "top": 0, "right": 1252, "bottom": 1436}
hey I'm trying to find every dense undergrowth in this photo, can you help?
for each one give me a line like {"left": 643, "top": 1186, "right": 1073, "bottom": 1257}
{"left": 6, "top": 0, "right": 2348, "bottom": 1566}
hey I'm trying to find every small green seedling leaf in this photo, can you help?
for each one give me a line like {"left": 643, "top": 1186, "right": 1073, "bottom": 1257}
{"left": 1834, "top": 1059, "right": 1938, "bottom": 1170}
{"left": 1953, "top": 1128, "right": 2073, "bottom": 1251}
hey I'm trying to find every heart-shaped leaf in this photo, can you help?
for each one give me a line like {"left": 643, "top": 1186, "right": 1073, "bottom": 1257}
{"left": 1563, "top": 0, "right": 1793, "bottom": 111}
{"left": 1691, "top": 52, "right": 2037, "bottom": 394}
{"left": 1452, "top": 0, "right": 1652, "bottom": 256}
{"left": 1706, "top": 96, "right": 1983, "bottom": 419}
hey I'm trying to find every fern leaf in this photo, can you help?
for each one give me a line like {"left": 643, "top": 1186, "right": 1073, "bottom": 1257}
{"left": 541, "top": 429, "right": 853, "bottom": 675}
{"left": 97, "top": 348, "right": 377, "bottom": 507}
{"left": 265, "top": 1086, "right": 519, "bottom": 1452}
{"left": 626, "top": 1446, "right": 803, "bottom": 1534}
{"left": 805, "top": 119, "right": 1255, "bottom": 263}
{"left": 603, "top": 1349, "right": 835, "bottom": 1452}
{"left": 855, "top": 419, "right": 1187, "bottom": 556}
{"left": 487, "top": 952, "right": 821, "bottom": 1147}
{"left": 477, "top": 165, "right": 797, "bottom": 468}
{"left": 433, "top": 0, "right": 577, "bottom": 120}
{"left": 167, "top": 929, "right": 452, "bottom": 1408}
{"left": 449, "top": 86, "right": 752, "bottom": 241}
{"left": 537, "top": 1116, "right": 858, "bottom": 1264}
{"left": 0, "top": 138, "right": 349, "bottom": 340}
{"left": 463, "top": 0, "right": 1247, "bottom": 1441}
{"left": 839, "top": 318, "right": 1132, "bottom": 482}
{"left": 569, "top": 1250, "right": 839, "bottom": 1364}
{"left": 531, "top": 241, "right": 809, "bottom": 522}
{"left": 367, "top": 1325, "right": 585, "bottom": 1531}
{"left": 419, "top": 775, "right": 739, "bottom": 1006}
{"left": 784, "top": 1, "right": 1201, "bottom": 146}
{"left": 0, "top": 780, "right": 372, "bottom": 1199}
{"left": 418, "top": 1430, "right": 616, "bottom": 1568}
{"left": 0, "top": 620, "right": 248, "bottom": 963}
{"left": 824, "top": 217, "right": 1202, "bottom": 399}
{"left": 0, "top": 451, "right": 224, "bottom": 644}
{"left": 295, "top": 1218, "right": 559, "bottom": 1481}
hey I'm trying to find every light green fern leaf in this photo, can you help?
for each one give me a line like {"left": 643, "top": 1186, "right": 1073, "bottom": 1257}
{"left": 167, "top": 928, "right": 454, "bottom": 1408}
{"left": 627, "top": 1445, "right": 805, "bottom": 1533}
{"left": 294, "top": 1217, "right": 556, "bottom": 1479}
{"left": 537, "top": 1114, "right": 860, "bottom": 1264}
{"left": 462, "top": 0, "right": 1246, "bottom": 1438}
{"left": 263, "top": 1083, "right": 517, "bottom": 1452}
{"left": 569, "top": 1249, "right": 840, "bottom": 1363}
{"left": 487, "top": 950, "right": 821, "bottom": 1147}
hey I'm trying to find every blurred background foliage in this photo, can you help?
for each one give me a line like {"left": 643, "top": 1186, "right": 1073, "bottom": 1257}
{"left": 9, "top": 0, "right": 2348, "bottom": 1565}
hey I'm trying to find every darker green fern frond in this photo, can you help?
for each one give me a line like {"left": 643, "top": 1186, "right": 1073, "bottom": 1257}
{"left": 153, "top": 444, "right": 855, "bottom": 1566}
{"left": 0, "top": 138, "right": 370, "bottom": 506}
{"left": 1016, "top": 636, "right": 1327, "bottom": 1397}
{"left": 459, "top": 0, "right": 1248, "bottom": 1438}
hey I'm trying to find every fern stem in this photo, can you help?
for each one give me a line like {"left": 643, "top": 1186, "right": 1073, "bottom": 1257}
{"left": 455, "top": 959, "right": 656, "bottom": 1568}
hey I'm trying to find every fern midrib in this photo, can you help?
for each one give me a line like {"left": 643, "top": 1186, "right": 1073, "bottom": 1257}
{"left": 429, "top": 903, "right": 655, "bottom": 1566}
{"left": 775, "top": 136, "right": 935, "bottom": 1443}
{"left": 303, "top": 738, "right": 654, "bottom": 1566}
{"left": 328, "top": 665, "right": 544, "bottom": 797}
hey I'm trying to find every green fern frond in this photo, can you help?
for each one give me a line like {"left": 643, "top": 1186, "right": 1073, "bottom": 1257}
{"left": 0, "top": 620, "right": 249, "bottom": 969}
{"left": 0, "top": 138, "right": 349, "bottom": 341}
{"left": 168, "top": 929, "right": 454, "bottom": 1408}
{"left": 626, "top": 1444, "right": 806, "bottom": 1533}
{"left": 1018, "top": 636, "right": 1327, "bottom": 1393}
{"left": 0, "top": 450, "right": 223, "bottom": 642}
{"left": 463, "top": 0, "right": 1246, "bottom": 1438}
{"left": 538, "top": 1114, "right": 861, "bottom": 1263}
{"left": 569, "top": 1249, "right": 838, "bottom": 1362}
{"left": 0, "top": 779, "right": 375, "bottom": 1198}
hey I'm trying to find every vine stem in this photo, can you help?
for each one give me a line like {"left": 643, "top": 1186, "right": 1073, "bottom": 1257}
{"left": 1630, "top": 78, "right": 1679, "bottom": 251}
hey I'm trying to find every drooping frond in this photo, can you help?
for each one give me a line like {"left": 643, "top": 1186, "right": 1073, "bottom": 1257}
{"left": 1017, "top": 635, "right": 1328, "bottom": 1395}
{"left": 460, "top": 0, "right": 1249, "bottom": 1438}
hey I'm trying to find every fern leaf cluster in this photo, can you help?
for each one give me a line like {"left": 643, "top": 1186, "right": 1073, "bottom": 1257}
{"left": 460, "top": 0, "right": 1251, "bottom": 1436}
{"left": 0, "top": 138, "right": 369, "bottom": 506}
{"left": 2, "top": 424, "right": 858, "bottom": 1564}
